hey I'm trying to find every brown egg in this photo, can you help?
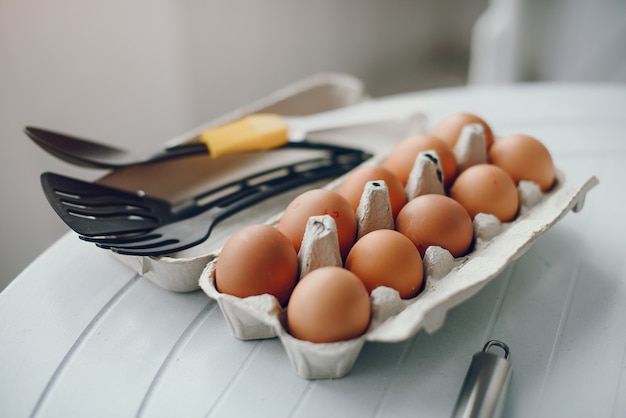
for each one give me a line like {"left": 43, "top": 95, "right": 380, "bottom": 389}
{"left": 338, "top": 165, "right": 406, "bottom": 218}
{"left": 488, "top": 134, "right": 556, "bottom": 191}
{"left": 396, "top": 194, "right": 473, "bottom": 257}
{"left": 383, "top": 133, "right": 458, "bottom": 188}
{"left": 215, "top": 224, "right": 298, "bottom": 306}
{"left": 278, "top": 189, "right": 357, "bottom": 259}
{"left": 450, "top": 164, "right": 519, "bottom": 222}
{"left": 286, "top": 266, "right": 371, "bottom": 343}
{"left": 430, "top": 112, "right": 495, "bottom": 150}
{"left": 345, "top": 229, "right": 424, "bottom": 299}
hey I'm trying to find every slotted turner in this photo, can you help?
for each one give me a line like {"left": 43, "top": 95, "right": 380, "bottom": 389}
{"left": 42, "top": 147, "right": 370, "bottom": 256}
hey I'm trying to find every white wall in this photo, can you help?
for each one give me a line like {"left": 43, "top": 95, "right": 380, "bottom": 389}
{"left": 468, "top": 0, "right": 626, "bottom": 84}
{"left": 0, "top": 0, "right": 487, "bottom": 289}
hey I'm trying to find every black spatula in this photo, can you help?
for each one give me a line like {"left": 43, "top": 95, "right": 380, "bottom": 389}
{"left": 41, "top": 147, "right": 369, "bottom": 256}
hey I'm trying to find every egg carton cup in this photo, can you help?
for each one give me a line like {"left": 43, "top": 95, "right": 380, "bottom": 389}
{"left": 100, "top": 73, "right": 426, "bottom": 292}
{"left": 199, "top": 154, "right": 599, "bottom": 378}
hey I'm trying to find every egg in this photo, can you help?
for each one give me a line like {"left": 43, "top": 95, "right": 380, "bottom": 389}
{"left": 345, "top": 229, "right": 424, "bottom": 299}
{"left": 338, "top": 165, "right": 406, "bottom": 218}
{"left": 278, "top": 189, "right": 357, "bottom": 259}
{"left": 488, "top": 133, "right": 556, "bottom": 191}
{"left": 215, "top": 224, "right": 298, "bottom": 306}
{"left": 396, "top": 194, "right": 474, "bottom": 257}
{"left": 430, "top": 112, "right": 495, "bottom": 150}
{"left": 450, "top": 164, "right": 519, "bottom": 222}
{"left": 286, "top": 266, "right": 371, "bottom": 343}
{"left": 383, "top": 133, "right": 458, "bottom": 188}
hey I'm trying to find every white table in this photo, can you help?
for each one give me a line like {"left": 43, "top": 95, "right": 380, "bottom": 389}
{"left": 1, "top": 83, "right": 625, "bottom": 418}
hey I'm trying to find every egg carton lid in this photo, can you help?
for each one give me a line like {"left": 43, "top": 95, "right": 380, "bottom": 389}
{"left": 102, "top": 73, "right": 426, "bottom": 292}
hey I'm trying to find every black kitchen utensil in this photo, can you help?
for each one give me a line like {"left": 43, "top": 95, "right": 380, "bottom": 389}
{"left": 41, "top": 147, "right": 370, "bottom": 256}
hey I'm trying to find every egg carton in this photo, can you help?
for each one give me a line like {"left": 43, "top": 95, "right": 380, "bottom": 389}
{"left": 198, "top": 149, "right": 599, "bottom": 378}
{"left": 98, "top": 73, "right": 598, "bottom": 379}
{"left": 101, "top": 73, "right": 426, "bottom": 292}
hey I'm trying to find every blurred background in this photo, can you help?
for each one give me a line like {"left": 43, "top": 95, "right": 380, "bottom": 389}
{"left": 1, "top": 0, "right": 624, "bottom": 290}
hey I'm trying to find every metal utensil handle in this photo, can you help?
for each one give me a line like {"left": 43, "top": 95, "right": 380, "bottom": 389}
{"left": 451, "top": 340, "right": 512, "bottom": 418}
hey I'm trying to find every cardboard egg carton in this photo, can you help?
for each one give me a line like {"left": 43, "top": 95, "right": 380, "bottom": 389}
{"left": 98, "top": 73, "right": 598, "bottom": 379}
{"left": 198, "top": 147, "right": 598, "bottom": 378}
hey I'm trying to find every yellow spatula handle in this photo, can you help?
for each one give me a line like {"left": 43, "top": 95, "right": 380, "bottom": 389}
{"left": 199, "top": 113, "right": 289, "bottom": 158}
